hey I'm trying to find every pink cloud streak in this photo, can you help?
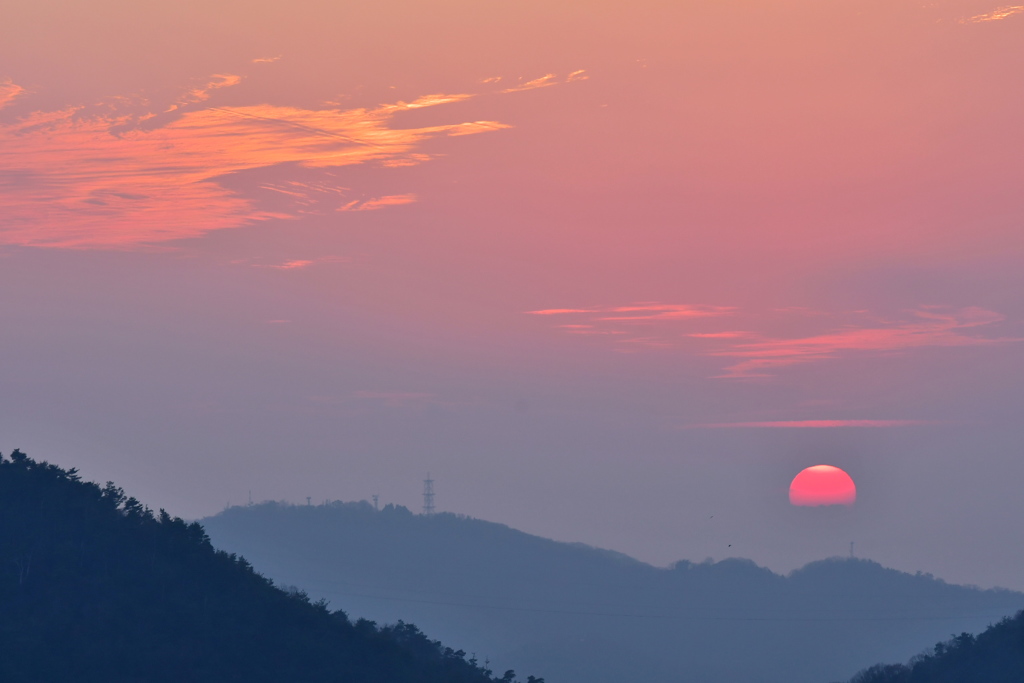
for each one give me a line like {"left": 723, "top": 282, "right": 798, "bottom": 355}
{"left": 528, "top": 308, "right": 596, "bottom": 316}
{"left": 338, "top": 194, "right": 417, "bottom": 212}
{"left": 528, "top": 303, "right": 733, "bottom": 321}
{"left": 267, "top": 260, "right": 314, "bottom": 270}
{"left": 715, "top": 307, "right": 1017, "bottom": 378}
{"left": 688, "top": 331, "right": 751, "bottom": 339}
{"left": 596, "top": 304, "right": 736, "bottom": 322}
{"left": 688, "top": 419, "right": 936, "bottom": 429}
{"left": 530, "top": 303, "right": 1018, "bottom": 378}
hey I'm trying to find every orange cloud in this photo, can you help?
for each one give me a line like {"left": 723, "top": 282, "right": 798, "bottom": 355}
{"left": 338, "top": 194, "right": 417, "bottom": 212}
{"left": 446, "top": 120, "right": 512, "bottom": 137}
{"left": 166, "top": 73, "right": 242, "bottom": 112}
{"left": 267, "top": 259, "right": 314, "bottom": 270}
{"left": 0, "top": 90, "right": 509, "bottom": 248}
{"left": 0, "top": 80, "right": 24, "bottom": 109}
{"left": 715, "top": 307, "right": 1018, "bottom": 378}
{"left": 963, "top": 4, "right": 1024, "bottom": 22}
{"left": 501, "top": 71, "right": 587, "bottom": 94}
{"left": 501, "top": 74, "right": 558, "bottom": 93}
{"left": 378, "top": 93, "right": 473, "bottom": 111}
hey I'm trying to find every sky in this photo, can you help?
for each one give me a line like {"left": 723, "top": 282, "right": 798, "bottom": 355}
{"left": 2, "top": 0, "right": 1024, "bottom": 589}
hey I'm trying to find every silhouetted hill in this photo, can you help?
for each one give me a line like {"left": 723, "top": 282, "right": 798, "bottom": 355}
{"left": 202, "top": 500, "right": 1024, "bottom": 683}
{"left": 0, "top": 451, "right": 540, "bottom": 683}
{"left": 847, "top": 610, "right": 1024, "bottom": 683}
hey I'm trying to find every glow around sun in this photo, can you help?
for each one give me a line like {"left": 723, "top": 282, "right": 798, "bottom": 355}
{"left": 789, "top": 465, "right": 856, "bottom": 507}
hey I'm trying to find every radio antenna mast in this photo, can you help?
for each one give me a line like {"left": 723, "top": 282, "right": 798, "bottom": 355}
{"left": 422, "top": 474, "right": 435, "bottom": 515}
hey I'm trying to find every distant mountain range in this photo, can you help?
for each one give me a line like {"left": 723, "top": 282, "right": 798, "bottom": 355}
{"left": 0, "top": 451, "right": 536, "bottom": 683}
{"left": 203, "top": 500, "right": 1024, "bottom": 683}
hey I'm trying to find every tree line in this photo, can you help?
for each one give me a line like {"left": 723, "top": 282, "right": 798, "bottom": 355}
{"left": 0, "top": 449, "right": 544, "bottom": 683}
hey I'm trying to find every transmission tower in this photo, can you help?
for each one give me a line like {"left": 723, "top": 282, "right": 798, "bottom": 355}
{"left": 422, "top": 474, "right": 435, "bottom": 515}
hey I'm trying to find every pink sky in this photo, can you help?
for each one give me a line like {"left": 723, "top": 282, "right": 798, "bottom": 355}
{"left": 2, "top": 0, "right": 1024, "bottom": 589}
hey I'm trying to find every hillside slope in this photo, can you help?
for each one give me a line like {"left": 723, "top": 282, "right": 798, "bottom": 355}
{"left": 848, "top": 610, "right": 1024, "bottom": 683}
{"left": 0, "top": 451, "right": 538, "bottom": 683}
{"left": 203, "top": 500, "right": 1024, "bottom": 683}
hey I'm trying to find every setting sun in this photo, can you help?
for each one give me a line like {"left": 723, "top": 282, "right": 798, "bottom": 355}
{"left": 789, "top": 465, "right": 857, "bottom": 507}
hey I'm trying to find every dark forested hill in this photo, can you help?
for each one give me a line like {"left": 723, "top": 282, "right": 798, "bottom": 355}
{"left": 203, "top": 499, "right": 1024, "bottom": 683}
{"left": 0, "top": 450, "right": 540, "bottom": 683}
{"left": 848, "top": 610, "right": 1024, "bottom": 683}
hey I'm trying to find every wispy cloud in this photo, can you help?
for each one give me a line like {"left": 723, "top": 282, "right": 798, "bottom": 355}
{"left": 338, "top": 194, "right": 417, "bottom": 212}
{"left": 267, "top": 259, "right": 314, "bottom": 270}
{"left": 0, "top": 80, "right": 25, "bottom": 109}
{"left": 252, "top": 56, "right": 283, "bottom": 64}
{"left": 245, "top": 255, "right": 350, "bottom": 270}
{"left": 688, "top": 331, "right": 751, "bottom": 339}
{"left": 0, "top": 85, "right": 508, "bottom": 248}
{"left": 687, "top": 419, "right": 936, "bottom": 429}
{"left": 527, "top": 303, "right": 735, "bottom": 352}
{"left": 529, "top": 302, "right": 735, "bottom": 352}
{"left": 529, "top": 303, "right": 1019, "bottom": 378}
{"left": 502, "top": 74, "right": 558, "bottom": 93}
{"left": 528, "top": 308, "right": 597, "bottom": 316}
{"left": 528, "top": 303, "right": 733, "bottom": 320}
{"left": 501, "top": 71, "right": 588, "bottom": 93}
{"left": 379, "top": 93, "right": 474, "bottom": 111}
{"left": 963, "top": 4, "right": 1024, "bottom": 22}
{"left": 714, "top": 307, "right": 1017, "bottom": 378}
{"left": 596, "top": 304, "right": 736, "bottom": 322}
{"left": 166, "top": 73, "right": 242, "bottom": 112}
{"left": 446, "top": 120, "right": 512, "bottom": 137}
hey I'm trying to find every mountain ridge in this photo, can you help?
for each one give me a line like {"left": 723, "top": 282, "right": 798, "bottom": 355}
{"left": 203, "top": 499, "right": 1024, "bottom": 683}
